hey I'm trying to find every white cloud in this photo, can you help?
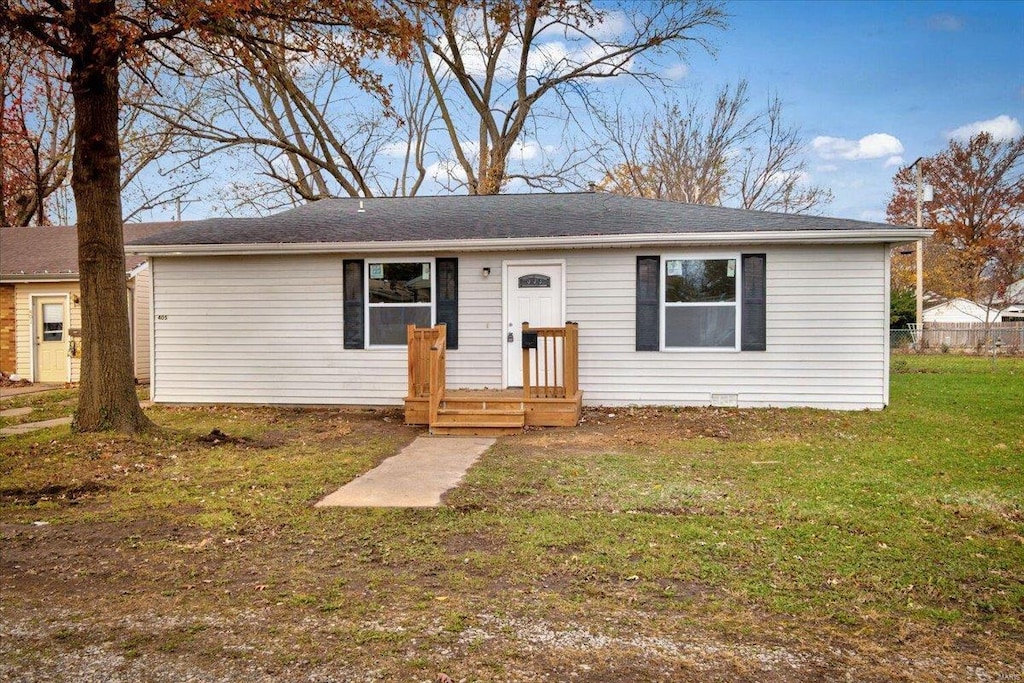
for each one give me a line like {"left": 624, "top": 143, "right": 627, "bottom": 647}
{"left": 663, "top": 63, "right": 689, "bottom": 81}
{"left": 812, "top": 133, "right": 904, "bottom": 161}
{"left": 926, "top": 13, "right": 963, "bottom": 31}
{"left": 426, "top": 158, "right": 468, "bottom": 185}
{"left": 379, "top": 141, "right": 410, "bottom": 158}
{"left": 815, "top": 164, "right": 839, "bottom": 173}
{"left": 429, "top": 7, "right": 633, "bottom": 83}
{"left": 766, "top": 169, "right": 810, "bottom": 187}
{"left": 947, "top": 114, "right": 1023, "bottom": 142}
{"left": 561, "top": 8, "right": 629, "bottom": 41}
{"left": 884, "top": 155, "right": 905, "bottom": 168}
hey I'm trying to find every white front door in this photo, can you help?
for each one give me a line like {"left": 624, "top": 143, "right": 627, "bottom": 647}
{"left": 505, "top": 262, "right": 564, "bottom": 387}
{"left": 34, "top": 297, "right": 67, "bottom": 383}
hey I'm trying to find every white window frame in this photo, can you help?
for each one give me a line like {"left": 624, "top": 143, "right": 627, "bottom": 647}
{"left": 364, "top": 256, "right": 436, "bottom": 348}
{"left": 660, "top": 253, "right": 742, "bottom": 352}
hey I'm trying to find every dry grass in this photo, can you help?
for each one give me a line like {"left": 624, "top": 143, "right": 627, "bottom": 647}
{"left": 1, "top": 356, "right": 1021, "bottom": 681}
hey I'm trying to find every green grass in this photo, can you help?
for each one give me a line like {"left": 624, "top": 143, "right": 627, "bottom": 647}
{"left": 1, "top": 355, "right": 1021, "bottom": 678}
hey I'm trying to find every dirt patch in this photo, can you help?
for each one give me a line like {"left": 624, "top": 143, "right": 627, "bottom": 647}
{"left": 445, "top": 530, "right": 504, "bottom": 555}
{"left": 0, "top": 481, "right": 111, "bottom": 506}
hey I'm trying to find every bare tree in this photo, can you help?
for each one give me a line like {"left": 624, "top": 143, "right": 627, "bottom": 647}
{"left": 1, "top": 43, "right": 72, "bottom": 226}
{"left": 414, "top": 0, "right": 727, "bottom": 195}
{"left": 0, "top": 41, "right": 202, "bottom": 227}
{"left": 143, "top": 30, "right": 438, "bottom": 211}
{"left": 596, "top": 80, "right": 832, "bottom": 213}
{"left": 4, "top": 0, "right": 415, "bottom": 433}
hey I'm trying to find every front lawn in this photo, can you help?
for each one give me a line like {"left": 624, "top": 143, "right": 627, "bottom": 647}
{"left": 1, "top": 356, "right": 1021, "bottom": 681}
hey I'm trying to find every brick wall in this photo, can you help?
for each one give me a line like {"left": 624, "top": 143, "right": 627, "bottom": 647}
{"left": 0, "top": 284, "right": 15, "bottom": 374}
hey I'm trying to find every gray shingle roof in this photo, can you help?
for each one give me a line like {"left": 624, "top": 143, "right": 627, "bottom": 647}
{"left": 127, "top": 193, "right": 911, "bottom": 247}
{"left": 1, "top": 223, "right": 185, "bottom": 278}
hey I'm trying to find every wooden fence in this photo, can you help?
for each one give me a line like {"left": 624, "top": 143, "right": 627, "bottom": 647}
{"left": 902, "top": 323, "right": 1024, "bottom": 351}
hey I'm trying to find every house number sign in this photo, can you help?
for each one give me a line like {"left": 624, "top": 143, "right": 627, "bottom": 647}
{"left": 518, "top": 274, "right": 551, "bottom": 288}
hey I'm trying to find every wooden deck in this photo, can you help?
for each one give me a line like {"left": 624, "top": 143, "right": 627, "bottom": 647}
{"left": 405, "top": 388, "right": 583, "bottom": 435}
{"left": 404, "top": 323, "right": 582, "bottom": 435}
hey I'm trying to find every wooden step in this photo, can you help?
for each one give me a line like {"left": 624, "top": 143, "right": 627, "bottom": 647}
{"left": 440, "top": 397, "right": 525, "bottom": 412}
{"left": 430, "top": 425, "right": 524, "bottom": 436}
{"left": 432, "top": 408, "right": 525, "bottom": 428}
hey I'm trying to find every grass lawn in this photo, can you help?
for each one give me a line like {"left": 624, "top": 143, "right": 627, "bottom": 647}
{"left": 1, "top": 355, "right": 1021, "bottom": 681}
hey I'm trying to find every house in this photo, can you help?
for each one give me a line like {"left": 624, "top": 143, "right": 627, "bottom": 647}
{"left": 126, "top": 193, "right": 928, "bottom": 423}
{"left": 0, "top": 223, "right": 179, "bottom": 383}
{"left": 1000, "top": 278, "right": 1024, "bottom": 322}
{"left": 923, "top": 298, "right": 1003, "bottom": 324}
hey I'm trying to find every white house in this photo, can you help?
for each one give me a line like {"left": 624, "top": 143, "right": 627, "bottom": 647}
{"left": 127, "top": 194, "right": 928, "bottom": 417}
{"left": 923, "top": 298, "right": 1003, "bottom": 324}
{"left": 1001, "top": 278, "right": 1024, "bottom": 322}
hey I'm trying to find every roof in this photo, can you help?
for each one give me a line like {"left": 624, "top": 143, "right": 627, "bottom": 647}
{"left": 1, "top": 223, "right": 183, "bottom": 281}
{"left": 923, "top": 298, "right": 994, "bottom": 313}
{"left": 126, "top": 194, "right": 930, "bottom": 255}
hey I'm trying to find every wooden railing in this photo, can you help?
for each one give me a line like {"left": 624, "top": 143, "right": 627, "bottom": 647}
{"left": 407, "top": 324, "right": 446, "bottom": 400}
{"left": 427, "top": 327, "right": 446, "bottom": 425}
{"left": 522, "top": 322, "right": 578, "bottom": 399}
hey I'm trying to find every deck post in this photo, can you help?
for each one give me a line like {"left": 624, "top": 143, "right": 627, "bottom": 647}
{"left": 566, "top": 322, "right": 579, "bottom": 396}
{"left": 522, "top": 322, "right": 531, "bottom": 399}
{"left": 407, "top": 324, "right": 416, "bottom": 397}
{"left": 428, "top": 324, "right": 447, "bottom": 428}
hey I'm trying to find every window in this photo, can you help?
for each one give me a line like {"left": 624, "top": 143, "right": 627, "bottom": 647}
{"left": 663, "top": 257, "right": 738, "bottom": 349}
{"left": 42, "top": 303, "right": 64, "bottom": 342}
{"left": 366, "top": 260, "right": 433, "bottom": 346}
{"left": 636, "top": 254, "right": 766, "bottom": 352}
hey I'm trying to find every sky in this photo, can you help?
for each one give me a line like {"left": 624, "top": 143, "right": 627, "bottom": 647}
{"left": 151, "top": 0, "right": 1023, "bottom": 225}
{"left": 673, "top": 0, "right": 1023, "bottom": 221}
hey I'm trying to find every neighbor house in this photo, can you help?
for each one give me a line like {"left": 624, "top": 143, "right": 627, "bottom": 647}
{"left": 1000, "top": 278, "right": 1024, "bottom": 322}
{"left": 126, "top": 193, "right": 929, "bottom": 428}
{"left": 923, "top": 297, "right": 1004, "bottom": 325}
{"left": 1, "top": 223, "right": 178, "bottom": 383}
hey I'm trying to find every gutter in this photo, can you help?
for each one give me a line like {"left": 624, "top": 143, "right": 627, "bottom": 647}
{"left": 127, "top": 228, "right": 934, "bottom": 257}
{"left": 0, "top": 273, "right": 80, "bottom": 283}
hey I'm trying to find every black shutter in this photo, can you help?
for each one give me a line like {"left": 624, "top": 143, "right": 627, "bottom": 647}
{"left": 343, "top": 259, "right": 364, "bottom": 349}
{"left": 636, "top": 255, "right": 660, "bottom": 351}
{"left": 741, "top": 253, "right": 767, "bottom": 351}
{"left": 436, "top": 257, "right": 458, "bottom": 349}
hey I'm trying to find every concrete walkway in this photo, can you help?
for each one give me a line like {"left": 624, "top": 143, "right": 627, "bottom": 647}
{"left": 0, "top": 384, "right": 62, "bottom": 401}
{"left": 1, "top": 417, "right": 73, "bottom": 436}
{"left": 316, "top": 436, "right": 495, "bottom": 508}
{"left": 0, "top": 407, "right": 33, "bottom": 418}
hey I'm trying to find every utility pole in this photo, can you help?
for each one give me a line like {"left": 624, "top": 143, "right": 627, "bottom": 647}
{"left": 911, "top": 157, "right": 925, "bottom": 332}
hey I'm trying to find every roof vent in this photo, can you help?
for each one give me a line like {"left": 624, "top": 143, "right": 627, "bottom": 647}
{"left": 358, "top": 200, "right": 365, "bottom": 213}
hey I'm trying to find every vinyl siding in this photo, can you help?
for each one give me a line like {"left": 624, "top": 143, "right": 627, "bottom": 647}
{"left": 153, "top": 254, "right": 401, "bottom": 404}
{"left": 151, "top": 244, "right": 889, "bottom": 410}
{"left": 566, "top": 245, "right": 887, "bottom": 410}
{"left": 132, "top": 264, "right": 152, "bottom": 382}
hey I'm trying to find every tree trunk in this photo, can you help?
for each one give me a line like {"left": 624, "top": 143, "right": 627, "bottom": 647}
{"left": 69, "top": 0, "right": 152, "bottom": 433}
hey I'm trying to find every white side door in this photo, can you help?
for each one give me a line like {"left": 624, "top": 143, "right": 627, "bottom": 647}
{"left": 34, "top": 297, "right": 68, "bottom": 383}
{"left": 504, "top": 262, "right": 564, "bottom": 387}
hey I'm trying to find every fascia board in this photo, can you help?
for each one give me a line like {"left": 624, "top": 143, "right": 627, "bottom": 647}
{"left": 128, "top": 228, "right": 935, "bottom": 257}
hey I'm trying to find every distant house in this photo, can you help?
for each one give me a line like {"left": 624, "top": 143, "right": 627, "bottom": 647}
{"left": 1001, "top": 278, "right": 1024, "bottom": 322}
{"left": 0, "top": 223, "right": 177, "bottom": 383}
{"left": 126, "top": 194, "right": 928, "bottom": 414}
{"left": 923, "top": 298, "right": 1004, "bottom": 325}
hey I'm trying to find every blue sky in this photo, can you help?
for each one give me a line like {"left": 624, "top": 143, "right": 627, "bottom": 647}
{"left": 675, "top": 0, "right": 1023, "bottom": 220}
{"left": 150, "top": 0, "right": 1022, "bottom": 224}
